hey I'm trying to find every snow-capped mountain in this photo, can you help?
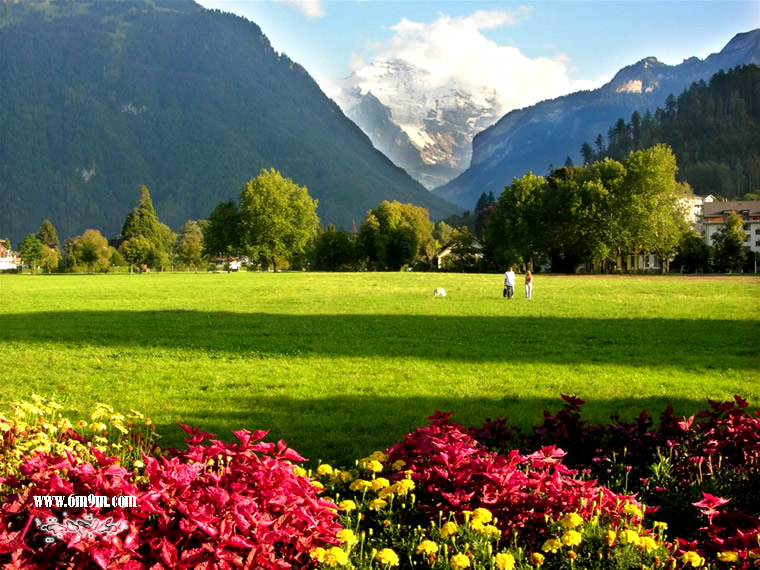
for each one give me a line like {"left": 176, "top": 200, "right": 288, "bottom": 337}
{"left": 327, "top": 59, "right": 503, "bottom": 189}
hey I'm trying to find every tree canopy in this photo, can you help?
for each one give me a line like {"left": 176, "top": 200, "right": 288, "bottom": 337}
{"left": 238, "top": 168, "right": 319, "bottom": 271}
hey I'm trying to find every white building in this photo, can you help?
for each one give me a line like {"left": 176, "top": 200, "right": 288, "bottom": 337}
{"left": 702, "top": 200, "right": 760, "bottom": 254}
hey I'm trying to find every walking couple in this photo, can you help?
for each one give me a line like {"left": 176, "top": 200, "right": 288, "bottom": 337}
{"left": 503, "top": 266, "right": 532, "bottom": 300}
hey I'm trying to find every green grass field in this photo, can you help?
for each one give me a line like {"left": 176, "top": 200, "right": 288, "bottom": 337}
{"left": 1, "top": 272, "right": 758, "bottom": 465}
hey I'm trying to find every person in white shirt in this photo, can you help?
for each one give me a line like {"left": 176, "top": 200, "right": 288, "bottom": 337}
{"left": 504, "top": 266, "right": 516, "bottom": 300}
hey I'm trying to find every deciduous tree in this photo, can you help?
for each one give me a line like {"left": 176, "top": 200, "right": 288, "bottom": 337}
{"left": 18, "top": 234, "right": 45, "bottom": 274}
{"left": 712, "top": 211, "right": 748, "bottom": 272}
{"left": 239, "top": 169, "right": 319, "bottom": 271}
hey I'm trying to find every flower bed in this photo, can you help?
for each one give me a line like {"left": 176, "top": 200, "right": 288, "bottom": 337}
{"left": 1, "top": 395, "right": 759, "bottom": 569}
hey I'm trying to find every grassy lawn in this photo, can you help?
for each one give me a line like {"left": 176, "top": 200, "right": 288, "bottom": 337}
{"left": 1, "top": 271, "right": 758, "bottom": 465}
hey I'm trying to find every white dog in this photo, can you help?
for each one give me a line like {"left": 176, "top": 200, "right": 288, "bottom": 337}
{"left": 433, "top": 288, "right": 446, "bottom": 297}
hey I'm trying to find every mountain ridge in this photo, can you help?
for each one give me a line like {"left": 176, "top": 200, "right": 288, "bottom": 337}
{"left": 434, "top": 29, "right": 760, "bottom": 209}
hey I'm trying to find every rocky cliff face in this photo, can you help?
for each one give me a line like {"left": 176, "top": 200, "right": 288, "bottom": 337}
{"left": 433, "top": 29, "right": 760, "bottom": 209}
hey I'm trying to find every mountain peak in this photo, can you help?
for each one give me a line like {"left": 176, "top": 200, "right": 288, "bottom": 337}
{"left": 720, "top": 28, "right": 760, "bottom": 55}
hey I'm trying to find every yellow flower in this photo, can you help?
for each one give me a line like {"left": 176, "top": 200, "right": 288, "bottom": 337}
{"left": 470, "top": 519, "right": 486, "bottom": 533}
{"left": 292, "top": 466, "right": 307, "bottom": 477}
{"left": 349, "top": 479, "right": 372, "bottom": 492}
{"left": 639, "top": 536, "right": 657, "bottom": 552}
{"left": 338, "top": 499, "right": 356, "bottom": 512}
{"left": 495, "top": 553, "right": 515, "bottom": 570}
{"left": 606, "top": 530, "right": 616, "bottom": 546}
{"left": 340, "top": 471, "right": 354, "bottom": 483}
{"left": 440, "top": 521, "right": 458, "bottom": 539}
{"left": 681, "top": 551, "right": 705, "bottom": 567}
{"left": 394, "top": 478, "right": 415, "bottom": 496}
{"left": 485, "top": 525, "right": 502, "bottom": 540}
{"left": 377, "top": 486, "right": 395, "bottom": 500}
{"left": 309, "top": 547, "right": 327, "bottom": 562}
{"left": 317, "top": 464, "right": 334, "bottom": 476}
{"left": 77, "top": 419, "right": 88, "bottom": 429}
{"left": 450, "top": 553, "right": 471, "bottom": 569}
{"left": 372, "top": 477, "right": 391, "bottom": 491}
{"left": 653, "top": 521, "right": 668, "bottom": 531}
{"left": 312, "top": 480, "right": 325, "bottom": 491}
{"left": 365, "top": 459, "right": 383, "bottom": 473}
{"left": 375, "top": 548, "right": 399, "bottom": 567}
{"left": 623, "top": 502, "right": 644, "bottom": 519}
{"left": 416, "top": 540, "right": 438, "bottom": 555}
{"left": 324, "top": 547, "right": 349, "bottom": 567}
{"left": 530, "top": 552, "right": 545, "bottom": 566}
{"left": 542, "top": 538, "right": 562, "bottom": 553}
{"left": 561, "top": 530, "right": 582, "bottom": 547}
{"left": 369, "top": 499, "right": 388, "bottom": 510}
{"left": 337, "top": 529, "right": 358, "bottom": 547}
{"left": 619, "top": 529, "right": 640, "bottom": 546}
{"left": 471, "top": 507, "right": 493, "bottom": 523}
{"left": 391, "top": 459, "right": 406, "bottom": 471}
{"left": 370, "top": 450, "right": 388, "bottom": 462}
{"left": 717, "top": 552, "right": 739, "bottom": 563}
{"left": 559, "top": 512, "right": 583, "bottom": 529}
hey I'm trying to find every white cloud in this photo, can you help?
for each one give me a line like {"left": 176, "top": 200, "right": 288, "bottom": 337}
{"left": 332, "top": 8, "right": 606, "bottom": 117}
{"left": 274, "top": 0, "right": 326, "bottom": 19}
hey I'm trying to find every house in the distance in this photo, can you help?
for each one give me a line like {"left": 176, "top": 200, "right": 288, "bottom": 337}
{"left": 0, "top": 241, "right": 20, "bottom": 271}
{"left": 702, "top": 200, "right": 760, "bottom": 254}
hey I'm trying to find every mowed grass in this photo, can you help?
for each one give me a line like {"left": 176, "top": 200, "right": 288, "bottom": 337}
{"left": 1, "top": 272, "right": 758, "bottom": 465}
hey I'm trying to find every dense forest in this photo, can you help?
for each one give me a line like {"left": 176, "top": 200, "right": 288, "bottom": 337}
{"left": 584, "top": 65, "right": 760, "bottom": 198}
{"left": 0, "top": 0, "right": 457, "bottom": 245}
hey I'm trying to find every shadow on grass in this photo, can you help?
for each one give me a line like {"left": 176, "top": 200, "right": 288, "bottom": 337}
{"left": 2, "top": 310, "right": 757, "bottom": 369}
{"left": 152, "top": 393, "right": 743, "bottom": 466}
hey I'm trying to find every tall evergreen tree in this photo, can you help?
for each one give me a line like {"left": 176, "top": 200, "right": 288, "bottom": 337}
{"left": 36, "top": 219, "right": 59, "bottom": 251}
{"left": 121, "top": 186, "right": 169, "bottom": 252}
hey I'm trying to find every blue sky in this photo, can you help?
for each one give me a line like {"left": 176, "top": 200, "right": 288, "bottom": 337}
{"left": 197, "top": 0, "right": 758, "bottom": 91}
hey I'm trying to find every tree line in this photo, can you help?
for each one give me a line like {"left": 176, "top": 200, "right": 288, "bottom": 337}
{"left": 9, "top": 150, "right": 754, "bottom": 276}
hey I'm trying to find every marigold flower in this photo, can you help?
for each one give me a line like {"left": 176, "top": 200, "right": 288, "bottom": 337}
{"left": 372, "top": 477, "right": 391, "bottom": 491}
{"left": 680, "top": 551, "right": 705, "bottom": 567}
{"left": 606, "top": 530, "right": 616, "bottom": 546}
{"left": 292, "top": 466, "right": 307, "bottom": 477}
{"left": 561, "top": 530, "right": 582, "bottom": 547}
{"left": 394, "top": 478, "right": 415, "bottom": 496}
{"left": 375, "top": 548, "right": 399, "bottom": 566}
{"left": 339, "top": 499, "right": 356, "bottom": 512}
{"left": 470, "top": 519, "right": 486, "bottom": 533}
{"left": 391, "top": 459, "right": 406, "bottom": 471}
{"left": 310, "top": 547, "right": 327, "bottom": 562}
{"left": 619, "top": 529, "right": 640, "bottom": 546}
{"left": 312, "top": 480, "right": 325, "bottom": 491}
{"left": 717, "top": 552, "right": 739, "bottom": 563}
{"left": 369, "top": 498, "right": 388, "bottom": 510}
{"left": 653, "top": 521, "right": 668, "bottom": 531}
{"left": 370, "top": 450, "right": 388, "bottom": 462}
{"left": 530, "top": 552, "right": 545, "bottom": 566}
{"left": 495, "top": 552, "right": 515, "bottom": 570}
{"left": 324, "top": 547, "right": 349, "bottom": 567}
{"left": 450, "top": 553, "right": 471, "bottom": 569}
{"left": 559, "top": 512, "right": 583, "bottom": 528}
{"left": 317, "top": 464, "right": 334, "bottom": 476}
{"left": 639, "top": 536, "right": 657, "bottom": 552}
{"left": 485, "top": 525, "right": 502, "bottom": 540}
{"left": 623, "top": 502, "right": 644, "bottom": 519}
{"left": 542, "top": 538, "right": 562, "bottom": 553}
{"left": 471, "top": 507, "right": 493, "bottom": 523}
{"left": 440, "top": 521, "right": 458, "bottom": 539}
{"left": 364, "top": 459, "right": 383, "bottom": 473}
{"left": 416, "top": 540, "right": 438, "bottom": 555}
{"left": 337, "top": 529, "right": 358, "bottom": 547}
{"left": 349, "top": 479, "right": 372, "bottom": 492}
